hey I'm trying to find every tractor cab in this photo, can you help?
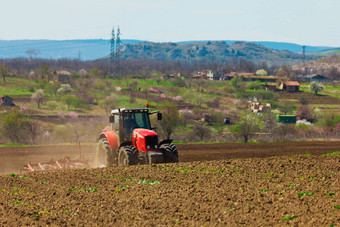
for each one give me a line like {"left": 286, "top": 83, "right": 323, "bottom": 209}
{"left": 109, "top": 108, "right": 161, "bottom": 143}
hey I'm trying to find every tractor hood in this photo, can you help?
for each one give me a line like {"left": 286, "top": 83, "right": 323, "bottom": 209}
{"left": 133, "top": 128, "right": 157, "bottom": 138}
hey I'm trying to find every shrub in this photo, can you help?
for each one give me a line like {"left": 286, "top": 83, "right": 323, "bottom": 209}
{"left": 317, "top": 112, "right": 340, "bottom": 129}
{"left": 232, "top": 112, "right": 263, "bottom": 143}
{"left": 250, "top": 90, "right": 278, "bottom": 101}
{"left": 273, "top": 124, "right": 298, "bottom": 141}
{"left": 191, "top": 124, "right": 212, "bottom": 141}
{"left": 0, "top": 109, "right": 41, "bottom": 143}
{"left": 46, "top": 101, "right": 58, "bottom": 111}
{"left": 299, "top": 96, "right": 309, "bottom": 105}
{"left": 44, "top": 81, "right": 61, "bottom": 98}
{"left": 174, "top": 78, "right": 187, "bottom": 87}
{"left": 246, "top": 81, "right": 262, "bottom": 90}
{"left": 206, "top": 98, "right": 220, "bottom": 108}
{"left": 296, "top": 105, "right": 313, "bottom": 120}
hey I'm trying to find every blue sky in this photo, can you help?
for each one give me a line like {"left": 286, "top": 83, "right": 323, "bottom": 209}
{"left": 1, "top": 0, "right": 339, "bottom": 46}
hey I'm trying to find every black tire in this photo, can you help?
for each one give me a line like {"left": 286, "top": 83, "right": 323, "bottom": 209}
{"left": 118, "top": 145, "right": 139, "bottom": 166}
{"left": 96, "top": 138, "right": 114, "bottom": 168}
{"left": 160, "top": 143, "right": 179, "bottom": 163}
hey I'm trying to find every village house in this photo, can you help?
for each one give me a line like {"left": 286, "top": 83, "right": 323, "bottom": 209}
{"left": 296, "top": 74, "right": 331, "bottom": 83}
{"left": 0, "top": 96, "right": 15, "bottom": 106}
{"left": 249, "top": 102, "right": 271, "bottom": 113}
{"left": 190, "top": 70, "right": 213, "bottom": 80}
{"left": 262, "top": 82, "right": 278, "bottom": 91}
{"left": 279, "top": 81, "right": 300, "bottom": 92}
{"left": 205, "top": 70, "right": 214, "bottom": 80}
{"left": 163, "top": 74, "right": 175, "bottom": 80}
{"left": 53, "top": 70, "right": 71, "bottom": 84}
{"left": 222, "top": 72, "right": 281, "bottom": 82}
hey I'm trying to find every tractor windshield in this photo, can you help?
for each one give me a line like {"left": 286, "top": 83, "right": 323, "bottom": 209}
{"left": 123, "top": 112, "right": 151, "bottom": 138}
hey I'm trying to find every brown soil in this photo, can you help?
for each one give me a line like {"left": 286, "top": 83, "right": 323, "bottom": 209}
{"left": 278, "top": 91, "right": 340, "bottom": 104}
{"left": 1, "top": 141, "right": 340, "bottom": 174}
{"left": 0, "top": 142, "right": 339, "bottom": 225}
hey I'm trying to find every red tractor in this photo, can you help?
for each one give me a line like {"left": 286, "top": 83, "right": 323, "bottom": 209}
{"left": 96, "top": 107, "right": 178, "bottom": 167}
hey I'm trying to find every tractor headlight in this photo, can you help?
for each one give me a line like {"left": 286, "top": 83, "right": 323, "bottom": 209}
{"left": 154, "top": 145, "right": 158, "bottom": 149}
{"left": 147, "top": 145, "right": 150, "bottom": 149}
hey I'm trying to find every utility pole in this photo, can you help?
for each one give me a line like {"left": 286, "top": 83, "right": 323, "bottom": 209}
{"left": 302, "top": 46, "right": 306, "bottom": 63}
{"left": 110, "top": 26, "right": 116, "bottom": 76}
{"left": 116, "top": 26, "right": 122, "bottom": 77}
{"left": 302, "top": 45, "right": 307, "bottom": 74}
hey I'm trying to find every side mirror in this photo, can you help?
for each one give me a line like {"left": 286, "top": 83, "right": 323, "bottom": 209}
{"left": 157, "top": 113, "right": 162, "bottom": 121}
{"left": 109, "top": 116, "right": 115, "bottom": 123}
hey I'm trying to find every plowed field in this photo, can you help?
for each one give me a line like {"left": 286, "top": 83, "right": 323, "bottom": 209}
{"left": 1, "top": 141, "right": 340, "bottom": 174}
{"left": 278, "top": 92, "right": 340, "bottom": 104}
{"left": 0, "top": 142, "right": 339, "bottom": 225}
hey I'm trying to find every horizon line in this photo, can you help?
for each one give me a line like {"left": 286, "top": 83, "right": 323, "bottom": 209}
{"left": 0, "top": 39, "right": 338, "bottom": 48}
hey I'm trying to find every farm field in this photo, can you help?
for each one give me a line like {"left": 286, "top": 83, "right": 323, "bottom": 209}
{"left": 1, "top": 141, "right": 340, "bottom": 174}
{"left": 0, "top": 144, "right": 339, "bottom": 225}
{"left": 278, "top": 91, "right": 340, "bottom": 105}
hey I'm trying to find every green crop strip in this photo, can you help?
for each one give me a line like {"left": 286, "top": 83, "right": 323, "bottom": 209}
{"left": 323, "top": 151, "right": 339, "bottom": 156}
{"left": 326, "top": 191, "right": 337, "bottom": 197}
{"left": 282, "top": 215, "right": 297, "bottom": 221}
{"left": 68, "top": 187, "right": 98, "bottom": 192}
{"left": 298, "top": 192, "right": 314, "bottom": 197}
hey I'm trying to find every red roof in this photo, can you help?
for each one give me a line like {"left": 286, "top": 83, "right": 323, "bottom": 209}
{"left": 282, "top": 81, "right": 300, "bottom": 86}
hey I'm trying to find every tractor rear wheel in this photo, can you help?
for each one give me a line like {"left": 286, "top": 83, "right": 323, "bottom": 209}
{"left": 160, "top": 143, "right": 179, "bottom": 163}
{"left": 96, "top": 138, "right": 114, "bottom": 167}
{"left": 118, "top": 145, "right": 139, "bottom": 166}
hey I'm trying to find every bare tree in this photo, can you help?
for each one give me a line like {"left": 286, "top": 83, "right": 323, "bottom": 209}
{"left": 26, "top": 48, "right": 40, "bottom": 59}
{"left": 191, "top": 124, "right": 212, "bottom": 141}
{"left": 0, "top": 61, "right": 10, "bottom": 83}
{"left": 158, "top": 101, "right": 181, "bottom": 139}
{"left": 327, "top": 66, "right": 340, "bottom": 81}
{"left": 296, "top": 105, "right": 313, "bottom": 120}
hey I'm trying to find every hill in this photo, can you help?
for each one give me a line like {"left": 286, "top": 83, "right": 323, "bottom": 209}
{"left": 316, "top": 48, "right": 340, "bottom": 56}
{"left": 181, "top": 40, "right": 335, "bottom": 53}
{"left": 119, "top": 41, "right": 318, "bottom": 64}
{"left": 0, "top": 39, "right": 337, "bottom": 63}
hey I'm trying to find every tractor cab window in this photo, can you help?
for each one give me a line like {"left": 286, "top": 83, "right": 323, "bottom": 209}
{"left": 113, "top": 114, "right": 119, "bottom": 130}
{"left": 123, "top": 112, "right": 151, "bottom": 138}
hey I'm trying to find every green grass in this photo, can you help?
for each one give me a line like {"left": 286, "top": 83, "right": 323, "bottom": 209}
{"left": 0, "top": 78, "right": 37, "bottom": 96}
{"left": 300, "top": 83, "right": 340, "bottom": 99}
{"left": 0, "top": 143, "right": 28, "bottom": 147}
{"left": 0, "top": 85, "right": 33, "bottom": 96}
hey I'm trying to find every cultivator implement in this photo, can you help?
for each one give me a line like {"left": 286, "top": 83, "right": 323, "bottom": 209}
{"left": 20, "top": 143, "right": 91, "bottom": 173}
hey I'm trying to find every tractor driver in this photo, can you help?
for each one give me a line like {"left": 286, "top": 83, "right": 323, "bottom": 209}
{"left": 123, "top": 113, "right": 140, "bottom": 139}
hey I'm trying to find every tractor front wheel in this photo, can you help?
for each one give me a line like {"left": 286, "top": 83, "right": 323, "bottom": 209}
{"left": 96, "top": 138, "right": 115, "bottom": 168}
{"left": 160, "top": 143, "right": 179, "bottom": 163}
{"left": 118, "top": 145, "right": 139, "bottom": 166}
